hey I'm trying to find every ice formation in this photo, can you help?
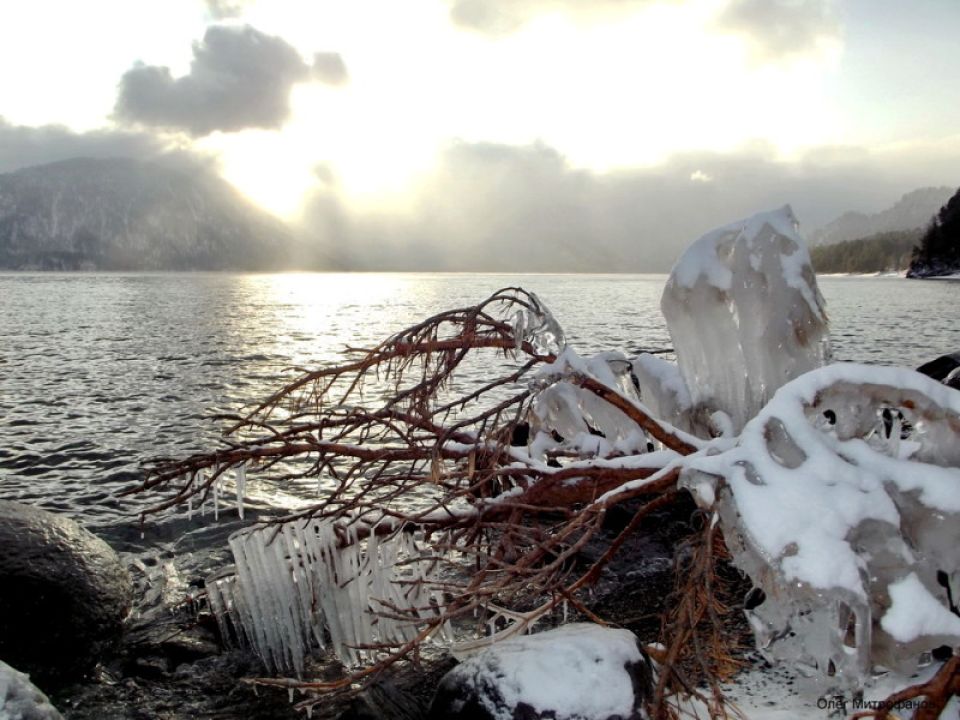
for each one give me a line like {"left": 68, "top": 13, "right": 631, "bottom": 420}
{"left": 630, "top": 352, "right": 695, "bottom": 434}
{"left": 510, "top": 291, "right": 566, "bottom": 356}
{"left": 529, "top": 348, "right": 657, "bottom": 459}
{"left": 681, "top": 363, "right": 960, "bottom": 691}
{"left": 206, "top": 519, "right": 447, "bottom": 676}
{"left": 661, "top": 206, "right": 831, "bottom": 433}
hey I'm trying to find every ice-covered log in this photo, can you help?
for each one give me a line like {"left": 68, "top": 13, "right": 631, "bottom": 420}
{"left": 681, "top": 363, "right": 960, "bottom": 693}
{"left": 662, "top": 206, "right": 831, "bottom": 433}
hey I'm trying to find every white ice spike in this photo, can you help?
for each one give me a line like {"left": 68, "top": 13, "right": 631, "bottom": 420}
{"left": 207, "top": 519, "right": 441, "bottom": 675}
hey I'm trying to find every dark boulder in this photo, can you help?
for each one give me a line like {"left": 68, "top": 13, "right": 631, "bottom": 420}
{"left": 916, "top": 352, "right": 960, "bottom": 390}
{"left": 0, "top": 501, "right": 133, "bottom": 687}
{"left": 0, "top": 659, "right": 64, "bottom": 719}
{"left": 428, "top": 624, "right": 654, "bottom": 720}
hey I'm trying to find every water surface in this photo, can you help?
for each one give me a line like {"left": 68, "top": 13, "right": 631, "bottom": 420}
{"left": 2, "top": 273, "right": 958, "bottom": 527}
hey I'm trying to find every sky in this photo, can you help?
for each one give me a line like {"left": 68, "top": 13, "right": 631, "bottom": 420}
{"left": 1, "top": 0, "right": 958, "bottom": 271}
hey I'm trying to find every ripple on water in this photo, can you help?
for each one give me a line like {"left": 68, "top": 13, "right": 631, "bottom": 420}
{"left": 1, "top": 272, "right": 958, "bottom": 526}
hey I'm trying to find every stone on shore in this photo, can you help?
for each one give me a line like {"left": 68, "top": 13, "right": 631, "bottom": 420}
{"left": 0, "top": 659, "right": 63, "bottom": 720}
{"left": 427, "top": 624, "right": 654, "bottom": 720}
{"left": 0, "top": 501, "right": 133, "bottom": 687}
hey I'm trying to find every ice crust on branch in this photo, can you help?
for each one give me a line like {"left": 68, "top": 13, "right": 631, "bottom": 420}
{"left": 530, "top": 348, "right": 655, "bottom": 459}
{"left": 206, "top": 519, "right": 446, "bottom": 676}
{"left": 510, "top": 291, "right": 566, "bottom": 356}
{"left": 682, "top": 363, "right": 960, "bottom": 691}
{"left": 661, "top": 206, "right": 831, "bottom": 433}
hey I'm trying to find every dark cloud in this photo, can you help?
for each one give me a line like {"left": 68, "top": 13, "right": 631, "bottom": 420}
{"left": 298, "top": 140, "right": 959, "bottom": 272}
{"left": 716, "top": 0, "right": 839, "bottom": 57}
{"left": 311, "top": 52, "right": 349, "bottom": 86}
{"left": 115, "top": 25, "right": 345, "bottom": 136}
{"left": 0, "top": 117, "right": 210, "bottom": 175}
{"left": 448, "top": 0, "right": 659, "bottom": 35}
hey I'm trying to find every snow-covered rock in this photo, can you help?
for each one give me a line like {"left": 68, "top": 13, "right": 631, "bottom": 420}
{"left": 427, "top": 624, "right": 653, "bottom": 720}
{"left": 661, "top": 206, "right": 830, "bottom": 434}
{"left": 0, "top": 660, "right": 63, "bottom": 720}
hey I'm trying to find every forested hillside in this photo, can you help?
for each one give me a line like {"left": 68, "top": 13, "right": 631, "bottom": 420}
{"left": 809, "top": 229, "right": 920, "bottom": 274}
{"left": 907, "top": 186, "right": 960, "bottom": 277}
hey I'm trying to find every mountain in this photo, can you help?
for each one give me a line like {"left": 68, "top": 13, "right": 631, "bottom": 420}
{"left": 0, "top": 157, "right": 302, "bottom": 271}
{"left": 810, "top": 186, "right": 954, "bottom": 247}
{"left": 907, "top": 186, "right": 960, "bottom": 278}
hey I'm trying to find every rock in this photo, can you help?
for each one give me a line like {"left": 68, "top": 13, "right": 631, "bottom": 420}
{"left": 0, "top": 659, "right": 64, "bottom": 720}
{"left": 945, "top": 367, "right": 960, "bottom": 390}
{"left": 916, "top": 352, "right": 960, "bottom": 383}
{"left": 337, "top": 680, "right": 426, "bottom": 720}
{"left": 0, "top": 501, "right": 133, "bottom": 687}
{"left": 427, "top": 624, "right": 654, "bottom": 720}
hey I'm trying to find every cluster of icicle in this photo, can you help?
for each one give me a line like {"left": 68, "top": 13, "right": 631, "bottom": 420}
{"left": 187, "top": 465, "right": 246, "bottom": 521}
{"left": 206, "top": 519, "right": 449, "bottom": 677}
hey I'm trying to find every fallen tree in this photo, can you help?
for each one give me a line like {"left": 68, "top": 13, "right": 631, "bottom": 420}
{"left": 127, "top": 208, "right": 960, "bottom": 719}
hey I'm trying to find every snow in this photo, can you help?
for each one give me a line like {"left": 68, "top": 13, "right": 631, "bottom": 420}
{"left": 680, "top": 362, "right": 960, "bottom": 690}
{"left": 682, "top": 658, "right": 960, "bottom": 719}
{"left": 445, "top": 624, "right": 646, "bottom": 720}
{"left": 661, "top": 206, "right": 831, "bottom": 433}
{"left": 0, "top": 660, "right": 62, "bottom": 720}
{"left": 881, "top": 572, "right": 960, "bottom": 643}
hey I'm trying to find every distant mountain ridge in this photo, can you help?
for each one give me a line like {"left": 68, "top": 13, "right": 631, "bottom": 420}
{"left": 0, "top": 157, "right": 299, "bottom": 271}
{"left": 810, "top": 186, "right": 953, "bottom": 247}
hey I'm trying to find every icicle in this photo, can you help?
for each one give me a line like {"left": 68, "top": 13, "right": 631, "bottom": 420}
{"left": 235, "top": 464, "right": 246, "bottom": 519}
{"left": 207, "top": 517, "right": 442, "bottom": 674}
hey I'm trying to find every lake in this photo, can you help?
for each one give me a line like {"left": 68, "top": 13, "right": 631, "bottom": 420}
{"left": 2, "top": 272, "right": 959, "bottom": 530}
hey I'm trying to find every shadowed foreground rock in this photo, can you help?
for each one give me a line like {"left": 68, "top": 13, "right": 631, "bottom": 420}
{"left": 428, "top": 624, "right": 654, "bottom": 720}
{"left": 0, "top": 659, "right": 63, "bottom": 719}
{"left": 917, "top": 351, "right": 960, "bottom": 389}
{"left": 0, "top": 501, "right": 133, "bottom": 688}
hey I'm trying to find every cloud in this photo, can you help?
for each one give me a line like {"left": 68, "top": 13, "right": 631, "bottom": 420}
{"left": 0, "top": 117, "right": 210, "bottom": 175}
{"left": 716, "top": 0, "right": 839, "bottom": 58}
{"left": 448, "top": 0, "right": 658, "bottom": 35}
{"left": 203, "top": 0, "right": 250, "bottom": 20}
{"left": 114, "top": 25, "right": 346, "bottom": 136}
{"left": 298, "top": 139, "right": 960, "bottom": 272}
{"left": 311, "top": 52, "right": 349, "bottom": 86}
